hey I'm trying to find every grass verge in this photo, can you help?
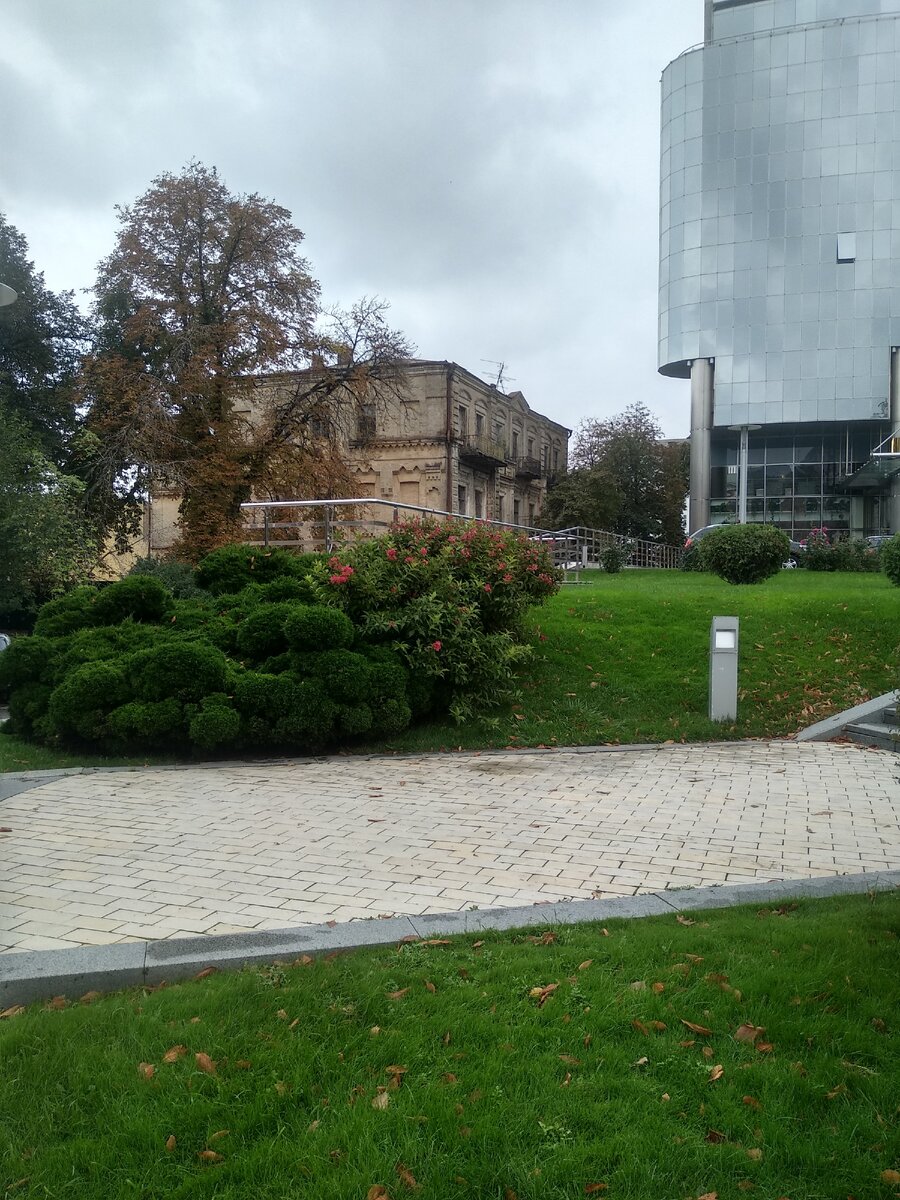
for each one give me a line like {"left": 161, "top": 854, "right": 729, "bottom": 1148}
{"left": 1, "top": 892, "right": 898, "bottom": 1198}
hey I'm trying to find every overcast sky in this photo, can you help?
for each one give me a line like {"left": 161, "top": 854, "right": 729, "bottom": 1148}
{"left": 2, "top": 0, "right": 703, "bottom": 439}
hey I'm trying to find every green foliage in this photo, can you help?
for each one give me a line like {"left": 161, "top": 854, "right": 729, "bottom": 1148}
{"left": 32, "top": 588, "right": 98, "bottom": 638}
{"left": 195, "top": 544, "right": 306, "bottom": 595}
{"left": 274, "top": 679, "right": 337, "bottom": 748}
{"left": 802, "top": 528, "right": 879, "bottom": 573}
{"left": 600, "top": 544, "right": 629, "bottom": 574}
{"left": 0, "top": 635, "right": 60, "bottom": 695}
{"left": 47, "top": 661, "right": 128, "bottom": 741}
{"left": 698, "top": 524, "right": 790, "bottom": 585}
{"left": 338, "top": 703, "right": 374, "bottom": 736}
{"left": 92, "top": 575, "right": 172, "bottom": 625}
{"left": 256, "top": 574, "right": 321, "bottom": 604}
{"left": 126, "top": 556, "right": 207, "bottom": 599}
{"left": 308, "top": 649, "right": 372, "bottom": 704}
{"left": 680, "top": 545, "right": 704, "bottom": 572}
{"left": 7, "top": 681, "right": 53, "bottom": 739}
{"left": 107, "top": 699, "right": 184, "bottom": 748}
{"left": 129, "top": 641, "right": 229, "bottom": 704}
{"left": 881, "top": 533, "right": 900, "bottom": 586}
{"left": 283, "top": 604, "right": 354, "bottom": 652}
{"left": 234, "top": 602, "right": 296, "bottom": 662}
{"left": 188, "top": 696, "right": 241, "bottom": 751}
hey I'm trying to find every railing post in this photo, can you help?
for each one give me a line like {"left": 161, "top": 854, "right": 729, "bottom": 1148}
{"left": 264, "top": 508, "right": 270, "bottom": 549}
{"left": 324, "top": 504, "right": 332, "bottom": 553}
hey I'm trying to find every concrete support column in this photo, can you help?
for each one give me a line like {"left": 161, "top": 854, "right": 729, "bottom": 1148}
{"left": 689, "top": 358, "right": 714, "bottom": 533}
{"left": 891, "top": 349, "right": 900, "bottom": 535}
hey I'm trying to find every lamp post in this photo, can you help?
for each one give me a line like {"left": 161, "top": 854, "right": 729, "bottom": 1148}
{"left": 0, "top": 283, "right": 17, "bottom": 307}
{"left": 728, "top": 424, "right": 761, "bottom": 524}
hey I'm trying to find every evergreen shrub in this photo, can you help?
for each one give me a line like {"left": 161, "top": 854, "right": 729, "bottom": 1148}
{"left": 284, "top": 605, "right": 354, "bottom": 652}
{"left": 881, "top": 533, "right": 900, "bottom": 586}
{"left": 698, "top": 524, "right": 790, "bottom": 585}
{"left": 195, "top": 544, "right": 308, "bottom": 595}
{"left": 92, "top": 575, "right": 172, "bottom": 625}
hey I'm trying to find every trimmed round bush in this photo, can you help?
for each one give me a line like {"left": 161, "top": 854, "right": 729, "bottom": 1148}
{"left": 107, "top": 698, "right": 185, "bottom": 748}
{"left": 195, "top": 545, "right": 303, "bottom": 595}
{"left": 698, "top": 524, "right": 790, "bottom": 584}
{"left": 274, "top": 679, "right": 337, "bottom": 747}
{"left": 0, "top": 636, "right": 61, "bottom": 694}
{"left": 880, "top": 533, "right": 900, "bottom": 586}
{"left": 371, "top": 697, "right": 412, "bottom": 735}
{"left": 32, "top": 588, "right": 98, "bottom": 638}
{"left": 128, "top": 641, "right": 229, "bottom": 703}
{"left": 338, "top": 703, "right": 374, "bottom": 736}
{"left": 61, "top": 624, "right": 166, "bottom": 672}
{"left": 234, "top": 671, "right": 287, "bottom": 721}
{"left": 127, "top": 556, "right": 206, "bottom": 600}
{"left": 7, "top": 681, "right": 53, "bottom": 738}
{"left": 600, "top": 545, "right": 629, "bottom": 574}
{"left": 47, "top": 661, "right": 129, "bottom": 741}
{"left": 308, "top": 649, "right": 371, "bottom": 704}
{"left": 92, "top": 575, "right": 172, "bottom": 625}
{"left": 235, "top": 602, "right": 295, "bottom": 661}
{"left": 189, "top": 696, "right": 241, "bottom": 751}
{"left": 257, "top": 576, "right": 320, "bottom": 604}
{"left": 284, "top": 604, "right": 354, "bottom": 652}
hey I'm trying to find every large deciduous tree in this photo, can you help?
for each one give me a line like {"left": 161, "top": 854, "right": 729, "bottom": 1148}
{"left": 0, "top": 214, "right": 88, "bottom": 463}
{"left": 80, "top": 162, "right": 412, "bottom": 560}
{"left": 543, "top": 403, "right": 688, "bottom": 544}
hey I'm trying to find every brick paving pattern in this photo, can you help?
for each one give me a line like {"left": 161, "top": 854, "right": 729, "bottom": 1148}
{"left": 1, "top": 741, "right": 898, "bottom": 953}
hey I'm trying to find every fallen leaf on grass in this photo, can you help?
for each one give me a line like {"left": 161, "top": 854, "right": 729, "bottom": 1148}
{"left": 629, "top": 980, "right": 646, "bottom": 991}
{"left": 632, "top": 1019, "right": 650, "bottom": 1036}
{"left": 210, "top": 1130, "right": 229, "bottom": 1141}
{"left": 163, "top": 1045, "right": 188, "bottom": 1064}
{"left": 686, "top": 953, "right": 704, "bottom": 964}
{"left": 190, "top": 1016, "right": 201, "bottom": 1024}
{"left": 882, "top": 1170, "right": 900, "bottom": 1184}
{"left": 424, "top": 981, "right": 436, "bottom": 994}
{"left": 578, "top": 960, "right": 593, "bottom": 971}
{"left": 395, "top": 1163, "right": 419, "bottom": 1189}
{"left": 165, "top": 1135, "right": 176, "bottom": 1151}
{"left": 756, "top": 1042, "right": 774, "bottom": 1053}
{"left": 746, "top": 1147, "right": 763, "bottom": 1161}
{"left": 387, "top": 989, "right": 410, "bottom": 1001}
{"left": 235, "top": 1059, "right": 251, "bottom": 1069}
{"left": 676, "top": 915, "right": 695, "bottom": 926}
{"left": 372, "top": 1090, "right": 390, "bottom": 1110}
{"left": 274, "top": 1081, "right": 288, "bottom": 1095}
{"left": 585, "top": 1185, "right": 608, "bottom": 1194}
{"left": 472, "top": 940, "right": 484, "bottom": 949}
{"left": 308, "top": 1119, "right": 320, "bottom": 1132}
{"left": 529, "top": 983, "right": 559, "bottom": 1007}
{"left": 197, "top": 1150, "right": 223, "bottom": 1163}
{"left": 367, "top": 1187, "right": 390, "bottom": 1200}
{"left": 80, "top": 991, "right": 102, "bottom": 1004}
{"left": 276, "top": 1009, "right": 289, "bottom": 1020}
{"left": 0, "top": 1006, "right": 25, "bottom": 1020}
{"left": 734, "top": 1023, "right": 765, "bottom": 1044}
{"left": 194, "top": 1052, "right": 216, "bottom": 1074}
{"left": 743, "top": 1096, "right": 762, "bottom": 1110}
{"left": 825, "top": 1083, "right": 847, "bottom": 1100}
{"left": 697, "top": 1193, "right": 718, "bottom": 1199}
{"left": 651, "top": 982, "right": 665, "bottom": 994}
{"left": 45, "top": 996, "right": 66, "bottom": 1010}
{"left": 681, "top": 1019, "right": 713, "bottom": 1036}
{"left": 504, "top": 1190, "right": 518, "bottom": 1200}
{"left": 705, "top": 1129, "right": 727, "bottom": 1143}
{"left": 708, "top": 1064, "right": 724, "bottom": 1082}
{"left": 527, "top": 931, "right": 557, "bottom": 945}
{"left": 425, "top": 939, "right": 451, "bottom": 946}
{"left": 194, "top": 967, "right": 217, "bottom": 981}
{"left": 702, "top": 1046, "right": 715, "bottom": 1060}
{"left": 561, "top": 1071, "right": 572, "bottom": 1087}
{"left": 370, "top": 1026, "right": 381, "bottom": 1036}
{"left": 138, "top": 1062, "right": 155, "bottom": 1079}
{"left": 559, "top": 1054, "right": 581, "bottom": 1065}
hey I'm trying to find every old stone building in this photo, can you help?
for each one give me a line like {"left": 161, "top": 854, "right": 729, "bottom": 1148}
{"left": 120, "top": 359, "right": 569, "bottom": 561}
{"left": 344, "top": 359, "right": 569, "bottom": 526}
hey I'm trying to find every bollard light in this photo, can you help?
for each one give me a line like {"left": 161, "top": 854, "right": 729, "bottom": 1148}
{"left": 709, "top": 616, "right": 740, "bottom": 722}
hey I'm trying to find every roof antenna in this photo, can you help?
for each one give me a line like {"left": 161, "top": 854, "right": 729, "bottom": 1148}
{"left": 480, "top": 359, "right": 515, "bottom": 390}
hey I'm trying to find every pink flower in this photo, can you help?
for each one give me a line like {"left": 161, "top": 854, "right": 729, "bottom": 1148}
{"left": 503, "top": 572, "right": 513, "bottom": 583}
{"left": 329, "top": 574, "right": 347, "bottom": 584}
{"left": 483, "top": 583, "right": 492, "bottom": 593}
{"left": 404, "top": 555, "right": 416, "bottom": 564}
{"left": 432, "top": 640, "right": 442, "bottom": 651}
{"left": 386, "top": 547, "right": 398, "bottom": 560}
{"left": 419, "top": 546, "right": 428, "bottom": 556}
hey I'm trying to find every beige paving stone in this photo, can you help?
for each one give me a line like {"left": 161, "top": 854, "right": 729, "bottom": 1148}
{"left": 1, "top": 742, "right": 898, "bottom": 954}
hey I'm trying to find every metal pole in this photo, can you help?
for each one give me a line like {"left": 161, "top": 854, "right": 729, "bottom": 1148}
{"left": 324, "top": 505, "right": 332, "bottom": 553}
{"left": 738, "top": 425, "right": 749, "bottom": 524}
{"left": 263, "top": 509, "right": 270, "bottom": 548}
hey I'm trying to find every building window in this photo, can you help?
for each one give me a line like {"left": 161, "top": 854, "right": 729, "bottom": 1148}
{"left": 837, "top": 232, "right": 856, "bottom": 264}
{"left": 512, "top": 430, "right": 519, "bottom": 457}
{"left": 552, "top": 446, "right": 559, "bottom": 470}
{"left": 528, "top": 503, "right": 535, "bottom": 525}
{"left": 457, "top": 484, "right": 467, "bottom": 515}
{"left": 458, "top": 405, "right": 468, "bottom": 436}
{"left": 513, "top": 499, "right": 521, "bottom": 525}
{"left": 474, "top": 489, "right": 484, "bottom": 518}
{"left": 496, "top": 494, "right": 504, "bottom": 522}
{"left": 356, "top": 404, "right": 376, "bottom": 440}
{"left": 527, "top": 438, "right": 534, "bottom": 458}
{"left": 475, "top": 412, "right": 484, "bottom": 435}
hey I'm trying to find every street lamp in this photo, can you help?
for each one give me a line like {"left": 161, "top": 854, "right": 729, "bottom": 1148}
{"left": 0, "top": 283, "right": 17, "bottom": 307}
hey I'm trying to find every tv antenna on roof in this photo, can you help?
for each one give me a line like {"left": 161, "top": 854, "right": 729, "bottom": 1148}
{"left": 480, "top": 359, "right": 515, "bottom": 390}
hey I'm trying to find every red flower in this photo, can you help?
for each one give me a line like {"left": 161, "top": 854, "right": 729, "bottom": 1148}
{"left": 483, "top": 583, "right": 492, "bottom": 593}
{"left": 386, "top": 547, "right": 398, "bottom": 560}
{"left": 329, "top": 574, "right": 348, "bottom": 584}
{"left": 432, "top": 640, "right": 442, "bottom": 651}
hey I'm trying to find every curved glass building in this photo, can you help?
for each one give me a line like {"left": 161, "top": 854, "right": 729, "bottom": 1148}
{"left": 659, "top": 0, "right": 900, "bottom": 537}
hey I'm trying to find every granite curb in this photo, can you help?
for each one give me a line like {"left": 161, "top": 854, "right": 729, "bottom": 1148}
{"left": 2, "top": 870, "right": 897, "bottom": 1007}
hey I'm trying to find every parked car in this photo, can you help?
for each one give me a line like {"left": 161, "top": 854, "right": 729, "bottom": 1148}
{"left": 685, "top": 523, "right": 801, "bottom": 561}
{"left": 866, "top": 534, "right": 894, "bottom": 549}
{"left": 0, "top": 633, "right": 10, "bottom": 652}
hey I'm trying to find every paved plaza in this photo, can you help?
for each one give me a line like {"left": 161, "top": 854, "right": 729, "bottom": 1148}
{"left": 1, "top": 741, "right": 898, "bottom": 955}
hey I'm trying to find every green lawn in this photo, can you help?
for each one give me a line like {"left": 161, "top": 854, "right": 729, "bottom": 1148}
{"left": 2, "top": 893, "right": 898, "bottom": 1199}
{"left": 372, "top": 569, "right": 900, "bottom": 753}
{"left": 2, "top": 570, "right": 897, "bottom": 772}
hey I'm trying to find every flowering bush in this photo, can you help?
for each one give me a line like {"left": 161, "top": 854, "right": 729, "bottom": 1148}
{"left": 802, "top": 528, "right": 879, "bottom": 573}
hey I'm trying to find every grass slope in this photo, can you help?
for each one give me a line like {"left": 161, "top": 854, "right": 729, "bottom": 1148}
{"left": 377, "top": 570, "right": 899, "bottom": 753}
{"left": 1, "top": 893, "right": 898, "bottom": 1199}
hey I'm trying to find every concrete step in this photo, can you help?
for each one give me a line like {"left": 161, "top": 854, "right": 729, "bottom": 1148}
{"left": 844, "top": 721, "right": 900, "bottom": 751}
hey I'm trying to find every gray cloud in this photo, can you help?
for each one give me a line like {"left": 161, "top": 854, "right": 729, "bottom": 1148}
{"left": 2, "top": 0, "right": 703, "bottom": 436}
